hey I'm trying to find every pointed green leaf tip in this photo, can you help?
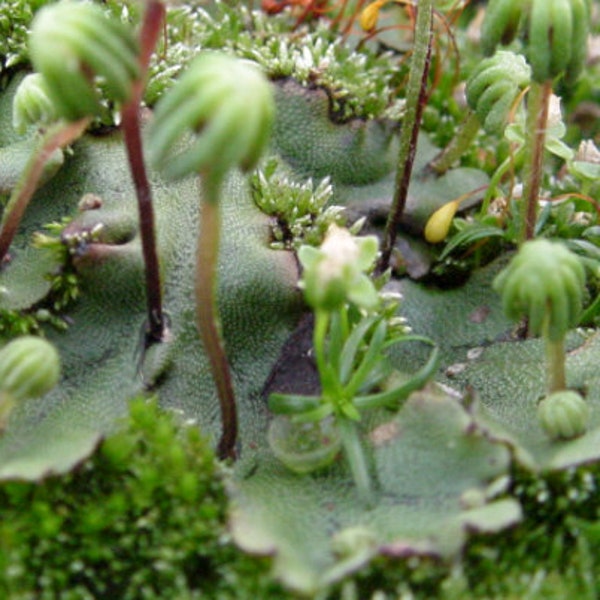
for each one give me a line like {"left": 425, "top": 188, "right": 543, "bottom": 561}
{"left": 29, "top": 1, "right": 139, "bottom": 121}
{"left": 148, "top": 53, "right": 275, "bottom": 182}
{"left": 493, "top": 239, "right": 586, "bottom": 342}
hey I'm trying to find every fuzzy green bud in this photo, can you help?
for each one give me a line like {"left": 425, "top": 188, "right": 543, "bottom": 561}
{"left": 148, "top": 52, "right": 275, "bottom": 183}
{"left": 12, "top": 73, "right": 58, "bottom": 135}
{"left": 29, "top": 2, "right": 139, "bottom": 121}
{"left": 298, "top": 225, "right": 379, "bottom": 312}
{"left": 493, "top": 239, "right": 585, "bottom": 342}
{"left": 538, "top": 390, "right": 589, "bottom": 440}
{"left": 466, "top": 51, "right": 531, "bottom": 134}
{"left": 0, "top": 336, "right": 60, "bottom": 401}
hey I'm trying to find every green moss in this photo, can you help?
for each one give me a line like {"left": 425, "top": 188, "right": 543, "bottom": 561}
{"left": 4, "top": 398, "right": 600, "bottom": 599}
{"left": 0, "top": 0, "right": 52, "bottom": 77}
{"left": 145, "top": 1, "right": 406, "bottom": 120}
{"left": 0, "top": 399, "right": 283, "bottom": 600}
{"left": 251, "top": 158, "right": 347, "bottom": 249}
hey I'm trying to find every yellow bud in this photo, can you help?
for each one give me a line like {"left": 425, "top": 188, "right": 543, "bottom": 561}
{"left": 359, "top": 0, "right": 387, "bottom": 32}
{"left": 424, "top": 199, "right": 460, "bottom": 244}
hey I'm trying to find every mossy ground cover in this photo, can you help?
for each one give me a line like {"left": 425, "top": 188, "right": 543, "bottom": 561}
{"left": 1, "top": 400, "right": 600, "bottom": 599}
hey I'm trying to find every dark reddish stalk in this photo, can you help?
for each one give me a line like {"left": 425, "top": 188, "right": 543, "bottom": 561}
{"left": 378, "top": 2, "right": 433, "bottom": 272}
{"left": 0, "top": 119, "right": 89, "bottom": 264}
{"left": 121, "top": 0, "right": 167, "bottom": 344}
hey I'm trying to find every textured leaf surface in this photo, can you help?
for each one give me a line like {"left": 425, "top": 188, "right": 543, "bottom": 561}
{"left": 231, "top": 387, "right": 519, "bottom": 595}
{"left": 441, "top": 332, "right": 600, "bottom": 471}
{"left": 0, "top": 125, "right": 301, "bottom": 479}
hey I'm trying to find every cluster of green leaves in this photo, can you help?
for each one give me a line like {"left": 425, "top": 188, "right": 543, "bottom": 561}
{"left": 5, "top": 393, "right": 600, "bottom": 600}
{"left": 0, "top": 217, "right": 81, "bottom": 339}
{"left": 32, "top": 218, "right": 82, "bottom": 311}
{"left": 251, "top": 158, "right": 347, "bottom": 249}
{"left": 0, "top": 399, "right": 282, "bottom": 600}
{"left": 0, "top": 307, "right": 42, "bottom": 338}
{"left": 0, "top": 0, "right": 52, "bottom": 76}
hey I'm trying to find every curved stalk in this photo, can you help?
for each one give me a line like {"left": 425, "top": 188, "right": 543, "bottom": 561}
{"left": 379, "top": 0, "right": 434, "bottom": 272}
{"left": 196, "top": 175, "right": 237, "bottom": 460}
{"left": 0, "top": 118, "right": 89, "bottom": 263}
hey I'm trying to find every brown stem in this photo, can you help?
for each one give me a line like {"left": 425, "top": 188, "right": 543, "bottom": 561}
{"left": 138, "top": 1, "right": 166, "bottom": 74}
{"left": 121, "top": 0, "right": 167, "bottom": 344}
{"left": 0, "top": 119, "right": 90, "bottom": 264}
{"left": 521, "top": 80, "right": 552, "bottom": 243}
{"left": 196, "top": 176, "right": 238, "bottom": 460}
{"left": 378, "top": 0, "right": 434, "bottom": 272}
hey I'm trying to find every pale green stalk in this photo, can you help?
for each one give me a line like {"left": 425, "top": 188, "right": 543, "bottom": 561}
{"left": 196, "top": 175, "right": 237, "bottom": 460}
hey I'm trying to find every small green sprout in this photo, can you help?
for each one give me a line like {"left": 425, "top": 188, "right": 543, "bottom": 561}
{"left": 149, "top": 52, "right": 275, "bottom": 460}
{"left": 299, "top": 224, "right": 379, "bottom": 312}
{"left": 493, "top": 239, "right": 589, "bottom": 439}
{"left": 0, "top": 335, "right": 60, "bottom": 430}
{"left": 269, "top": 225, "right": 438, "bottom": 503}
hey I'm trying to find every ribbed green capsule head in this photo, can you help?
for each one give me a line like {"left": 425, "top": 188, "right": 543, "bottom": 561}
{"left": 538, "top": 390, "right": 589, "bottom": 440}
{"left": 0, "top": 336, "right": 60, "bottom": 401}
{"left": 493, "top": 239, "right": 586, "bottom": 342}
{"left": 29, "top": 1, "right": 139, "bottom": 121}
{"left": 526, "top": 0, "right": 590, "bottom": 83}
{"left": 466, "top": 50, "right": 531, "bottom": 134}
{"left": 480, "top": 0, "right": 529, "bottom": 56}
{"left": 148, "top": 52, "right": 275, "bottom": 184}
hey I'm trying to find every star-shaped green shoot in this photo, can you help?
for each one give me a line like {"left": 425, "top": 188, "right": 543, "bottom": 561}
{"left": 269, "top": 225, "right": 439, "bottom": 503}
